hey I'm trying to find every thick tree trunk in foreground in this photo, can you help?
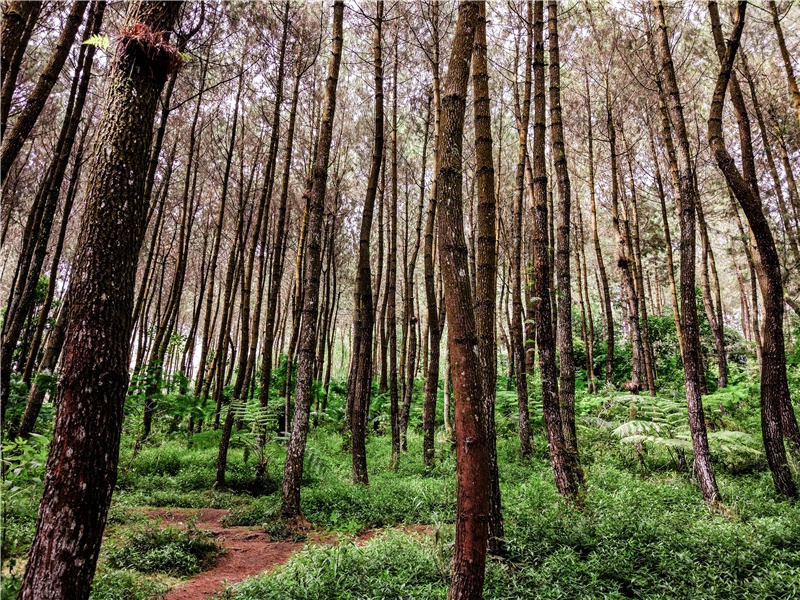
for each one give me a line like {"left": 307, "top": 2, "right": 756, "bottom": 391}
{"left": 707, "top": 1, "right": 797, "bottom": 500}
{"left": 281, "top": 0, "right": 344, "bottom": 519}
{"left": 438, "top": 2, "right": 489, "bottom": 598}
{"left": 654, "top": 0, "right": 720, "bottom": 504}
{"left": 18, "top": 4, "right": 183, "bottom": 597}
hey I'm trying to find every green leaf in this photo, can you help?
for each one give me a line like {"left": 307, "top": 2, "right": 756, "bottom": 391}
{"left": 83, "top": 33, "right": 110, "bottom": 51}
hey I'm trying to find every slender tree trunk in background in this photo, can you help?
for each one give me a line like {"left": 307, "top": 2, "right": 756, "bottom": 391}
{"left": 18, "top": 299, "right": 69, "bottom": 439}
{"left": 285, "top": 190, "right": 314, "bottom": 426}
{"left": 648, "top": 125, "right": 684, "bottom": 358}
{"left": 768, "top": 0, "right": 800, "bottom": 128}
{"left": 0, "top": 1, "right": 42, "bottom": 102}
{"left": 741, "top": 53, "right": 800, "bottom": 298}
{"left": 549, "top": 0, "right": 583, "bottom": 482}
{"left": 696, "top": 195, "right": 728, "bottom": 389}
{"left": 607, "top": 100, "right": 643, "bottom": 392}
{"left": 575, "top": 196, "right": 596, "bottom": 394}
{"left": 585, "top": 74, "right": 614, "bottom": 387}
{"left": 388, "top": 32, "right": 400, "bottom": 466}
{"left": 473, "top": 0, "right": 503, "bottom": 555}
{"left": 350, "top": 0, "right": 383, "bottom": 484}
{"left": 21, "top": 103, "right": 92, "bottom": 388}
{"left": 258, "top": 60, "right": 303, "bottom": 441}
{"left": 438, "top": 4, "right": 489, "bottom": 597}
{"left": 400, "top": 101, "right": 428, "bottom": 451}
{"left": 654, "top": 0, "right": 721, "bottom": 504}
{"left": 18, "top": 5, "right": 183, "bottom": 597}
{"left": 233, "top": 0, "right": 289, "bottom": 436}
{"left": 194, "top": 66, "right": 244, "bottom": 403}
{"left": 281, "top": 0, "right": 344, "bottom": 519}
{"left": 1, "top": 3, "right": 103, "bottom": 412}
{"left": 531, "top": 1, "right": 581, "bottom": 503}
{"left": 707, "top": 2, "right": 798, "bottom": 497}
{"left": 1, "top": 1, "right": 89, "bottom": 186}
{"left": 511, "top": 0, "right": 533, "bottom": 457}
{"left": 619, "top": 121, "right": 656, "bottom": 396}
{"left": 422, "top": 0, "right": 442, "bottom": 468}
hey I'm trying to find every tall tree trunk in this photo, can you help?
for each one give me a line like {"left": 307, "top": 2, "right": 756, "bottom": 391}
{"left": 438, "top": 3, "right": 489, "bottom": 597}
{"left": 281, "top": 0, "right": 344, "bottom": 519}
{"left": 422, "top": 0, "right": 442, "bottom": 468}
{"left": 350, "top": 0, "right": 383, "bottom": 484}
{"left": 258, "top": 57, "right": 304, "bottom": 440}
{"left": 388, "top": 30, "right": 400, "bottom": 466}
{"left": 18, "top": 5, "right": 183, "bottom": 597}
{"left": 654, "top": 0, "right": 721, "bottom": 504}
{"left": 511, "top": 0, "right": 533, "bottom": 456}
{"left": 532, "top": 0, "right": 581, "bottom": 502}
{"left": 549, "top": 0, "right": 583, "bottom": 482}
{"left": 707, "top": 1, "right": 797, "bottom": 498}
{"left": 473, "top": 0, "right": 503, "bottom": 555}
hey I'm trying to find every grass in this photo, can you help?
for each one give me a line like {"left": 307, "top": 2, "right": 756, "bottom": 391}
{"left": 3, "top": 378, "right": 800, "bottom": 599}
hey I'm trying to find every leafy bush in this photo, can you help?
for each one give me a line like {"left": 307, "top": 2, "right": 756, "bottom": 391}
{"left": 106, "top": 525, "right": 221, "bottom": 576}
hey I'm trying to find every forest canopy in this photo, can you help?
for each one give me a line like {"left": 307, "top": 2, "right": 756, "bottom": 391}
{"left": 1, "top": 1, "right": 799, "bottom": 599}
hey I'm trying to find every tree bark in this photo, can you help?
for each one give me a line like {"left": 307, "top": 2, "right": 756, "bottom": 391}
{"left": 281, "top": 0, "right": 344, "bottom": 519}
{"left": 436, "top": 3, "right": 489, "bottom": 598}
{"left": 18, "top": 4, "right": 183, "bottom": 597}
{"left": 654, "top": 0, "right": 721, "bottom": 504}
{"left": 706, "top": 0, "right": 797, "bottom": 499}
{"left": 549, "top": 0, "right": 583, "bottom": 483}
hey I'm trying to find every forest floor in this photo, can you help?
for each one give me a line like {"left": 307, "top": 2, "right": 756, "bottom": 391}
{"left": 4, "top": 381, "right": 800, "bottom": 599}
{"left": 135, "top": 507, "right": 432, "bottom": 599}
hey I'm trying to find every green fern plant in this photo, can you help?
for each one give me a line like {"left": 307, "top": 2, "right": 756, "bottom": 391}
{"left": 600, "top": 394, "right": 763, "bottom": 473}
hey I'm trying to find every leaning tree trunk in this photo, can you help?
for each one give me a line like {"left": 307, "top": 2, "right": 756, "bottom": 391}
{"left": 281, "top": 0, "right": 344, "bottom": 519}
{"left": 18, "top": 4, "right": 183, "bottom": 597}
{"left": 0, "top": 1, "right": 89, "bottom": 185}
{"left": 768, "top": 0, "right": 800, "bottom": 128}
{"left": 706, "top": 0, "right": 797, "bottom": 499}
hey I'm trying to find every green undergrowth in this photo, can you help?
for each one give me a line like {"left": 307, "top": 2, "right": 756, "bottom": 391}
{"left": 3, "top": 379, "right": 800, "bottom": 599}
{"left": 227, "top": 464, "right": 800, "bottom": 600}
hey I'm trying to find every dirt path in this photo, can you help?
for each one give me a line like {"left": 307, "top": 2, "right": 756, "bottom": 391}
{"left": 137, "top": 508, "right": 430, "bottom": 600}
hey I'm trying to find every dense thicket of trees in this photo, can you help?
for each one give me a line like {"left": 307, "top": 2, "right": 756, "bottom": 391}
{"left": 2, "top": 0, "right": 799, "bottom": 597}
